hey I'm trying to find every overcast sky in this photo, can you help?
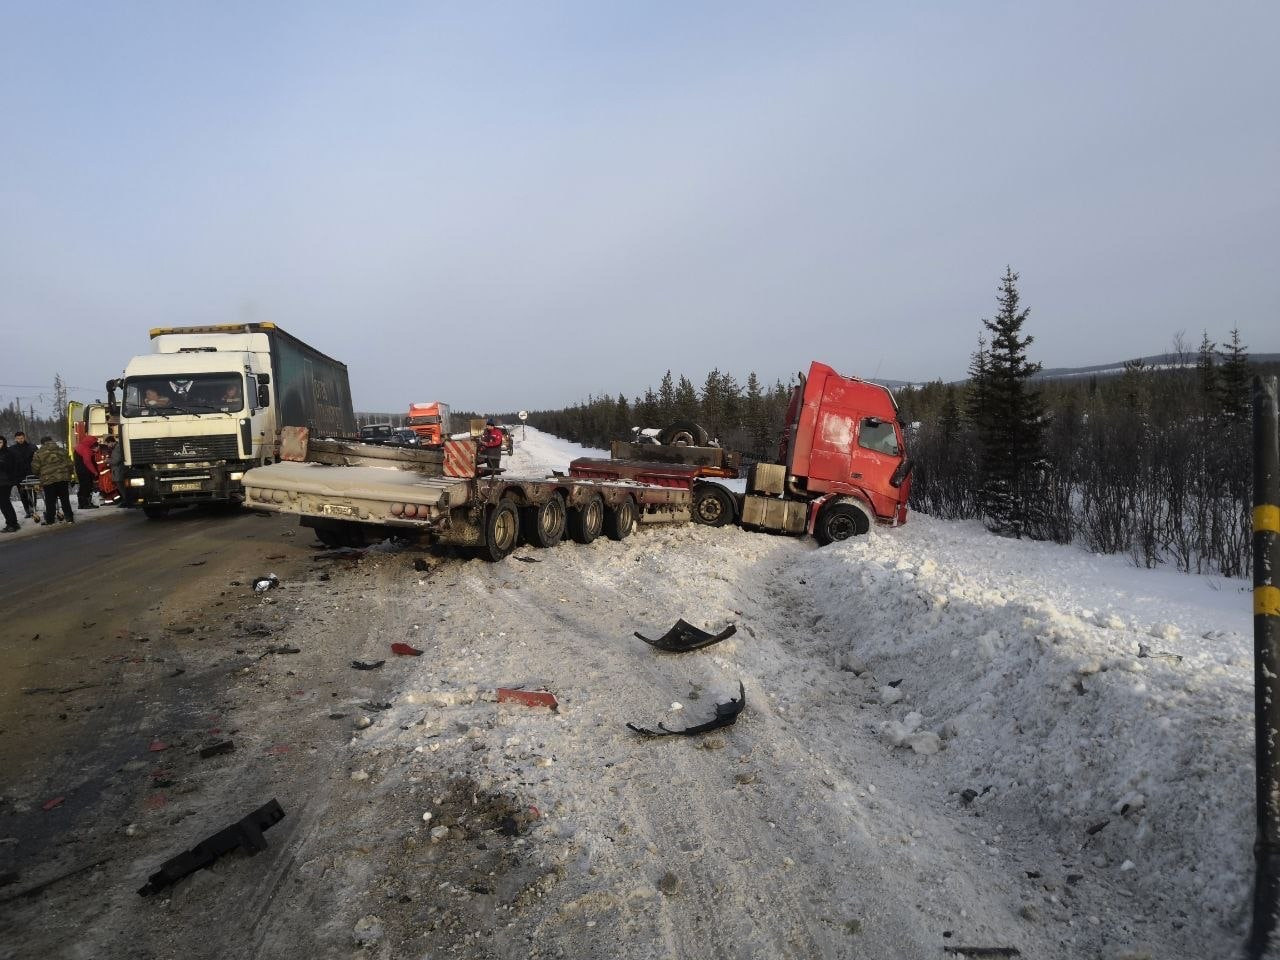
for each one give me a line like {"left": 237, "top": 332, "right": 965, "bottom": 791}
{"left": 2, "top": 1, "right": 1277, "bottom": 414}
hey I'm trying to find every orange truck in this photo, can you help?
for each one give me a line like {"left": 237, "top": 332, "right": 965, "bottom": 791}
{"left": 406, "top": 402, "right": 451, "bottom": 446}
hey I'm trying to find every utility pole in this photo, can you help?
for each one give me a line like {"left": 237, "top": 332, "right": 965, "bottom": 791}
{"left": 1250, "top": 375, "right": 1280, "bottom": 958}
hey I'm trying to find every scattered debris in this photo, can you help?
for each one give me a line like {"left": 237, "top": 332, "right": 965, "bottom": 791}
{"left": 634, "top": 619, "right": 736, "bottom": 653}
{"left": 362, "top": 701, "right": 392, "bottom": 712}
{"left": 259, "top": 645, "right": 300, "bottom": 659}
{"left": 252, "top": 574, "right": 279, "bottom": 593}
{"left": 1137, "top": 643, "right": 1183, "bottom": 664}
{"left": 497, "top": 688, "right": 559, "bottom": 710}
{"left": 148, "top": 741, "right": 170, "bottom": 753}
{"left": 514, "top": 556, "right": 542, "bottom": 564}
{"left": 328, "top": 712, "right": 349, "bottom": 720}
{"left": 351, "top": 659, "right": 385, "bottom": 671}
{"left": 1086, "top": 820, "right": 1110, "bottom": 836}
{"left": 42, "top": 796, "right": 65, "bottom": 812}
{"left": 354, "top": 716, "right": 373, "bottom": 729}
{"left": 628, "top": 681, "right": 746, "bottom": 738}
{"left": 391, "top": 642, "right": 423, "bottom": 656}
{"left": 959, "top": 789, "right": 979, "bottom": 805}
{"left": 942, "top": 948, "right": 1020, "bottom": 958}
{"left": 137, "top": 799, "right": 286, "bottom": 896}
{"left": 413, "top": 558, "right": 429, "bottom": 571}
{"left": 198, "top": 740, "right": 235, "bottom": 760}
{"left": 187, "top": 560, "right": 206, "bottom": 567}
{"left": 22, "top": 682, "right": 98, "bottom": 696}
{"left": 352, "top": 914, "right": 384, "bottom": 947}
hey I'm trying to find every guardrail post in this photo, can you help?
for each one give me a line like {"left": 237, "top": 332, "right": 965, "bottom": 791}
{"left": 1249, "top": 375, "right": 1280, "bottom": 958}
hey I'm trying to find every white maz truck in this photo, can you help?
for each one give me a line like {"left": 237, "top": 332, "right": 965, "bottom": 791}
{"left": 109, "top": 323, "right": 356, "bottom": 518}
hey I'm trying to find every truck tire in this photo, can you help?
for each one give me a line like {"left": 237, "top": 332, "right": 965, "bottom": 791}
{"left": 814, "top": 501, "right": 870, "bottom": 545}
{"left": 142, "top": 506, "right": 169, "bottom": 520}
{"left": 523, "top": 494, "right": 566, "bottom": 548}
{"left": 568, "top": 494, "right": 604, "bottom": 544}
{"left": 604, "top": 497, "right": 637, "bottom": 541}
{"left": 478, "top": 498, "right": 521, "bottom": 562}
{"left": 315, "top": 526, "right": 342, "bottom": 547}
{"left": 691, "top": 483, "right": 733, "bottom": 527}
{"left": 657, "top": 420, "right": 709, "bottom": 447}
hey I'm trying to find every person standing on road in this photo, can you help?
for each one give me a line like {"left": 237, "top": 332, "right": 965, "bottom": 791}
{"left": 73, "top": 433, "right": 100, "bottom": 509}
{"left": 480, "top": 419, "right": 504, "bottom": 472}
{"left": 31, "top": 436, "right": 74, "bottom": 525}
{"left": 0, "top": 435, "right": 20, "bottom": 532}
{"left": 10, "top": 430, "right": 36, "bottom": 518}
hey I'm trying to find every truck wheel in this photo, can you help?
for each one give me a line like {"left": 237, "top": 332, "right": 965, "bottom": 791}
{"left": 315, "top": 526, "right": 342, "bottom": 547}
{"left": 143, "top": 506, "right": 169, "bottom": 520}
{"left": 479, "top": 498, "right": 521, "bottom": 562}
{"left": 604, "top": 497, "right": 637, "bottom": 541}
{"left": 657, "top": 420, "right": 709, "bottom": 447}
{"left": 524, "top": 494, "right": 566, "bottom": 548}
{"left": 568, "top": 494, "right": 605, "bottom": 544}
{"left": 338, "top": 522, "right": 370, "bottom": 548}
{"left": 691, "top": 484, "right": 733, "bottom": 527}
{"left": 814, "top": 502, "right": 870, "bottom": 545}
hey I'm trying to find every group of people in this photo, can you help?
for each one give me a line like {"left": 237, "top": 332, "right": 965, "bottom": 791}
{"left": 0, "top": 430, "right": 117, "bottom": 533}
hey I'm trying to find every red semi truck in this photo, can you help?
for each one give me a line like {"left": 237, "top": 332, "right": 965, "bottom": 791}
{"left": 568, "top": 361, "right": 912, "bottom": 544}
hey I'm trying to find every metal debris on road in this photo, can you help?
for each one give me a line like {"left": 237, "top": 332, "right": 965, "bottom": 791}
{"left": 627, "top": 681, "right": 746, "bottom": 738}
{"left": 634, "top": 619, "right": 736, "bottom": 653}
{"left": 137, "top": 799, "right": 286, "bottom": 897}
{"left": 496, "top": 688, "right": 559, "bottom": 710}
{"left": 198, "top": 740, "right": 235, "bottom": 759}
{"left": 351, "top": 659, "right": 385, "bottom": 671}
{"left": 390, "top": 642, "right": 423, "bottom": 656}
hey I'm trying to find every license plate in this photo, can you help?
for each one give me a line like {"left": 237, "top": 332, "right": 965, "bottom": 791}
{"left": 169, "top": 482, "right": 202, "bottom": 492}
{"left": 321, "top": 503, "right": 357, "bottom": 517}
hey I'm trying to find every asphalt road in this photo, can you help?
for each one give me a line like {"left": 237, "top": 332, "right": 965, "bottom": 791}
{"left": 0, "top": 504, "right": 312, "bottom": 894}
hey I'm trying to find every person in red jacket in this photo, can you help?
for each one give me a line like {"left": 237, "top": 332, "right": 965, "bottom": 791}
{"left": 73, "top": 434, "right": 101, "bottom": 509}
{"left": 480, "top": 419, "right": 504, "bottom": 471}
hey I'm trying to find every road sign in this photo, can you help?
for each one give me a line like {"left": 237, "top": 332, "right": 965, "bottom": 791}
{"left": 518, "top": 410, "right": 528, "bottom": 421}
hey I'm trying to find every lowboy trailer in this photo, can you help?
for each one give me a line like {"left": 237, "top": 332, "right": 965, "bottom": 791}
{"left": 242, "top": 430, "right": 690, "bottom": 561}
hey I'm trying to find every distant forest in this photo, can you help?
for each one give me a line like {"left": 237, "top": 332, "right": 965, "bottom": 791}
{"left": 517, "top": 326, "right": 1276, "bottom": 579}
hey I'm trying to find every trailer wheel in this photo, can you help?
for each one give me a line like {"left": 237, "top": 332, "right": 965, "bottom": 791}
{"left": 479, "top": 498, "right": 521, "bottom": 562}
{"left": 657, "top": 420, "right": 709, "bottom": 447}
{"left": 604, "top": 497, "right": 637, "bottom": 541}
{"left": 524, "top": 493, "right": 566, "bottom": 548}
{"left": 338, "top": 521, "right": 370, "bottom": 548}
{"left": 814, "top": 502, "right": 870, "bottom": 545}
{"left": 568, "top": 494, "right": 605, "bottom": 544}
{"left": 691, "top": 483, "right": 733, "bottom": 527}
{"left": 143, "top": 506, "right": 169, "bottom": 520}
{"left": 315, "top": 526, "right": 342, "bottom": 547}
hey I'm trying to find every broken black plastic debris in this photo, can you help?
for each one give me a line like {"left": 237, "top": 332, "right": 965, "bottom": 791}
{"left": 513, "top": 556, "right": 541, "bottom": 564}
{"left": 413, "top": 558, "right": 429, "bottom": 571}
{"left": 258, "top": 645, "right": 300, "bottom": 660}
{"left": 198, "top": 740, "right": 235, "bottom": 759}
{"left": 634, "top": 619, "right": 736, "bottom": 653}
{"left": 137, "top": 799, "right": 285, "bottom": 897}
{"left": 351, "top": 660, "right": 385, "bottom": 671}
{"left": 627, "top": 682, "right": 746, "bottom": 738}
{"left": 942, "top": 949, "right": 1020, "bottom": 958}
{"left": 363, "top": 701, "right": 393, "bottom": 711}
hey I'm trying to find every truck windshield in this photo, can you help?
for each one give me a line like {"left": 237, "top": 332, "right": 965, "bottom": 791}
{"left": 408, "top": 415, "right": 441, "bottom": 425}
{"left": 123, "top": 374, "right": 244, "bottom": 417}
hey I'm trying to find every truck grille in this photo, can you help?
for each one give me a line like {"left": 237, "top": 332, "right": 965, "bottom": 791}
{"left": 131, "top": 435, "right": 239, "bottom": 464}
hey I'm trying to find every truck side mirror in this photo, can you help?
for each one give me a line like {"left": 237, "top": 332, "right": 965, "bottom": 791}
{"left": 257, "top": 383, "right": 271, "bottom": 408}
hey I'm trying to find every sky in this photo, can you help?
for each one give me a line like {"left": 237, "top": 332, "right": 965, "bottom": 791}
{"left": 1, "top": 1, "right": 1277, "bottom": 414}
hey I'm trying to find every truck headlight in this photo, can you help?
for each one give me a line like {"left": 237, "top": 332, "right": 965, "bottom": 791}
{"left": 128, "top": 477, "right": 146, "bottom": 487}
{"left": 229, "top": 471, "right": 244, "bottom": 481}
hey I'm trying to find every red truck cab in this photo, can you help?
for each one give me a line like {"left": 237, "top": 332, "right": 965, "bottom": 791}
{"left": 407, "top": 402, "right": 451, "bottom": 447}
{"left": 781, "top": 362, "right": 911, "bottom": 527}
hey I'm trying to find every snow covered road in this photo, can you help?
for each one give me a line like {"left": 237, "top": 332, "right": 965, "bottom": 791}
{"left": 7, "top": 427, "right": 1250, "bottom": 959}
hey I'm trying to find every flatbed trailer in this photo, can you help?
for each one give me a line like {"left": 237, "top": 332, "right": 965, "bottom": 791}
{"left": 242, "top": 431, "right": 690, "bottom": 560}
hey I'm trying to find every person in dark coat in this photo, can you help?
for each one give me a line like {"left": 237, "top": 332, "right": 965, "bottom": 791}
{"left": 31, "top": 436, "right": 74, "bottom": 525}
{"left": 10, "top": 430, "right": 36, "bottom": 518}
{"left": 0, "top": 435, "right": 20, "bottom": 532}
{"left": 73, "top": 434, "right": 100, "bottom": 509}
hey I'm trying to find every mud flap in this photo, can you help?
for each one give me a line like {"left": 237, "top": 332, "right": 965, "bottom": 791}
{"left": 633, "top": 619, "right": 736, "bottom": 653}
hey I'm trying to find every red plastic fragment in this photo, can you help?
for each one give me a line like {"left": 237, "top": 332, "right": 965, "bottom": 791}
{"left": 148, "top": 740, "right": 169, "bottom": 753}
{"left": 391, "top": 642, "right": 423, "bottom": 657}
{"left": 145, "top": 793, "right": 168, "bottom": 810}
{"left": 42, "top": 796, "right": 65, "bottom": 812}
{"left": 267, "top": 744, "right": 291, "bottom": 755}
{"left": 496, "top": 689, "right": 558, "bottom": 710}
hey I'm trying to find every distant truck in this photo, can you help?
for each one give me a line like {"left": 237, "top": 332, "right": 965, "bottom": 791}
{"left": 569, "top": 361, "right": 912, "bottom": 544}
{"left": 108, "top": 323, "right": 356, "bottom": 518}
{"left": 406, "top": 402, "right": 451, "bottom": 446}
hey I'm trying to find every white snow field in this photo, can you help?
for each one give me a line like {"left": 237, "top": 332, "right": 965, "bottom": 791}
{"left": 477, "top": 427, "right": 1256, "bottom": 957}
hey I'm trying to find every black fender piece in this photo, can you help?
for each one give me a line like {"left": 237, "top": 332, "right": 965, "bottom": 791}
{"left": 634, "top": 619, "right": 736, "bottom": 653}
{"left": 627, "top": 681, "right": 746, "bottom": 738}
{"left": 137, "top": 799, "right": 285, "bottom": 896}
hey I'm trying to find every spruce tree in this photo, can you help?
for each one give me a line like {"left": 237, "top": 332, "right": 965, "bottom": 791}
{"left": 1195, "top": 331, "right": 1217, "bottom": 405}
{"left": 675, "top": 376, "right": 699, "bottom": 420}
{"left": 975, "top": 267, "right": 1044, "bottom": 538}
{"left": 1216, "top": 327, "right": 1251, "bottom": 423}
{"left": 657, "top": 371, "right": 676, "bottom": 423}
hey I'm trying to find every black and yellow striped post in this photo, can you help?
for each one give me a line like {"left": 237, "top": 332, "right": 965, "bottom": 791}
{"left": 1250, "top": 375, "right": 1280, "bottom": 959}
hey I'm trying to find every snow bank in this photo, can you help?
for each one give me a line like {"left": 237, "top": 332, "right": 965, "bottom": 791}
{"left": 794, "top": 514, "right": 1254, "bottom": 936}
